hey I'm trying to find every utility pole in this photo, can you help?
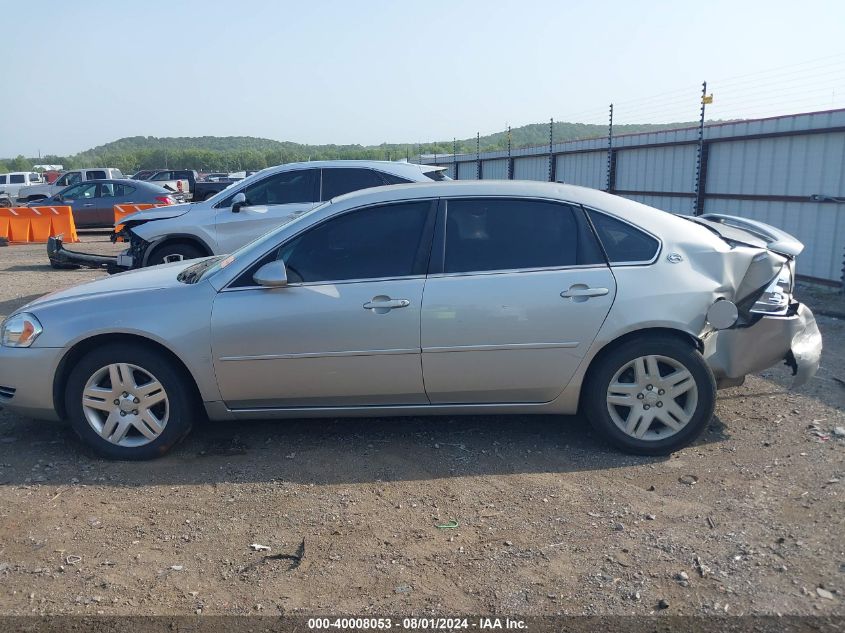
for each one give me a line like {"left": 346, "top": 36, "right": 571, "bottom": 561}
{"left": 453, "top": 138, "right": 458, "bottom": 180}
{"left": 548, "top": 118, "right": 554, "bottom": 182}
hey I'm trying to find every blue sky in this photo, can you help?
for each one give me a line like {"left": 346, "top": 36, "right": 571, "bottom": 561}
{"left": 2, "top": 0, "right": 844, "bottom": 156}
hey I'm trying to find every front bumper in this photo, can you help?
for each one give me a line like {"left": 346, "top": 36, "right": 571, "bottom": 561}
{"left": 705, "top": 302, "right": 822, "bottom": 387}
{"left": 47, "top": 236, "right": 130, "bottom": 274}
{"left": 0, "top": 345, "right": 64, "bottom": 421}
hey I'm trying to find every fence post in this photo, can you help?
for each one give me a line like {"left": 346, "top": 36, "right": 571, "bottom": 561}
{"left": 476, "top": 132, "right": 481, "bottom": 179}
{"left": 548, "top": 118, "right": 556, "bottom": 182}
{"left": 606, "top": 104, "right": 614, "bottom": 192}
{"left": 507, "top": 126, "right": 513, "bottom": 180}
{"left": 694, "top": 81, "right": 710, "bottom": 215}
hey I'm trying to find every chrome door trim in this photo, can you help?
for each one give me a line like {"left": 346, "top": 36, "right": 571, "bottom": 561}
{"left": 422, "top": 341, "right": 579, "bottom": 354}
{"left": 426, "top": 263, "right": 608, "bottom": 279}
{"left": 219, "top": 347, "right": 419, "bottom": 362}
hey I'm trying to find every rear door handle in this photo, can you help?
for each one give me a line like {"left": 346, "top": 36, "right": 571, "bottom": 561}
{"left": 561, "top": 285, "right": 609, "bottom": 299}
{"left": 83, "top": 203, "right": 94, "bottom": 207}
{"left": 363, "top": 297, "right": 411, "bottom": 312}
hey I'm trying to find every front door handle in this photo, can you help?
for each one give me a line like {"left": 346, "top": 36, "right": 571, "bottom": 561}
{"left": 83, "top": 203, "right": 94, "bottom": 207}
{"left": 561, "top": 285, "right": 609, "bottom": 301}
{"left": 363, "top": 297, "right": 411, "bottom": 313}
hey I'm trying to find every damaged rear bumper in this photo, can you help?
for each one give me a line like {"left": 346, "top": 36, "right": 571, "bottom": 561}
{"left": 704, "top": 302, "right": 822, "bottom": 388}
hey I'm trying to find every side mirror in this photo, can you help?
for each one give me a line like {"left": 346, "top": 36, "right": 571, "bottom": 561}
{"left": 253, "top": 260, "right": 288, "bottom": 288}
{"left": 231, "top": 192, "right": 246, "bottom": 213}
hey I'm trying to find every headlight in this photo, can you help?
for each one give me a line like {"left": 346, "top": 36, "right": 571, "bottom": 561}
{"left": 0, "top": 313, "right": 43, "bottom": 347}
{"left": 750, "top": 263, "right": 794, "bottom": 316}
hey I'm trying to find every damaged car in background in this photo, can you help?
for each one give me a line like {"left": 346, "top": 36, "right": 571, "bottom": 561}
{"left": 48, "top": 160, "right": 449, "bottom": 271}
{"left": 5, "top": 181, "right": 821, "bottom": 459}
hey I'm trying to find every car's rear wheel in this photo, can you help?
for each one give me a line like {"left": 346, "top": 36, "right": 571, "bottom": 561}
{"left": 147, "top": 242, "right": 205, "bottom": 266}
{"left": 583, "top": 335, "right": 716, "bottom": 455}
{"left": 65, "top": 344, "right": 195, "bottom": 459}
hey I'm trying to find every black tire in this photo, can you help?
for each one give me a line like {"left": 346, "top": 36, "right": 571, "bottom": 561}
{"left": 582, "top": 335, "right": 716, "bottom": 455}
{"left": 65, "top": 343, "right": 196, "bottom": 460}
{"left": 147, "top": 242, "right": 205, "bottom": 266}
{"left": 0, "top": 198, "right": 11, "bottom": 208}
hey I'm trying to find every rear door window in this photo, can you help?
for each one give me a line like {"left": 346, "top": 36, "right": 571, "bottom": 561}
{"left": 9, "top": 174, "right": 24, "bottom": 184}
{"left": 442, "top": 198, "right": 605, "bottom": 274}
{"left": 86, "top": 170, "right": 107, "bottom": 180}
{"left": 320, "top": 168, "right": 388, "bottom": 200}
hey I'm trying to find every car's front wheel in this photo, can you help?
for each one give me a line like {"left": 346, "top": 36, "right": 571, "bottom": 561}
{"left": 65, "top": 344, "right": 196, "bottom": 459}
{"left": 583, "top": 335, "right": 716, "bottom": 455}
{"left": 147, "top": 242, "right": 205, "bottom": 266}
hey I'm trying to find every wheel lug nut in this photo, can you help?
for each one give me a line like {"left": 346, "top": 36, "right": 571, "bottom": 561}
{"left": 644, "top": 404, "right": 650, "bottom": 410}
{"left": 657, "top": 402, "right": 663, "bottom": 408}
{"left": 646, "top": 384, "right": 653, "bottom": 391}
{"left": 637, "top": 394, "right": 644, "bottom": 400}
{"left": 132, "top": 409, "right": 138, "bottom": 415}
{"left": 120, "top": 411, "right": 126, "bottom": 417}
{"left": 133, "top": 397, "right": 140, "bottom": 404}
{"left": 113, "top": 399, "right": 120, "bottom": 405}
{"left": 658, "top": 389, "right": 665, "bottom": 395}
{"left": 122, "top": 392, "right": 128, "bottom": 397}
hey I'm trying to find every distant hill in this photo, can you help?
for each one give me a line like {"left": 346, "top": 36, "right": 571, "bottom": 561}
{"left": 1, "top": 120, "right": 702, "bottom": 173}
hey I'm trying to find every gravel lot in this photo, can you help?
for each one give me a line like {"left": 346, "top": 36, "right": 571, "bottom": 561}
{"left": 0, "top": 232, "right": 843, "bottom": 617}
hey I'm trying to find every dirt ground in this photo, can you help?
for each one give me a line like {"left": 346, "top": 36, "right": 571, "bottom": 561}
{"left": 0, "top": 232, "right": 843, "bottom": 617}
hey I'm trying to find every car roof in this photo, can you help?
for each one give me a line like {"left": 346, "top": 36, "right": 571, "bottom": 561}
{"left": 327, "top": 179, "right": 677, "bottom": 227}
{"left": 250, "top": 160, "right": 444, "bottom": 180}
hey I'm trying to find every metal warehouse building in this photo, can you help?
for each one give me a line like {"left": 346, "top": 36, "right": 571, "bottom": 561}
{"left": 423, "top": 109, "right": 845, "bottom": 285}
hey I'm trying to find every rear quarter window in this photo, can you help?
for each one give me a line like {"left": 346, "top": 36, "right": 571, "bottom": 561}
{"left": 586, "top": 209, "right": 659, "bottom": 263}
{"left": 87, "top": 170, "right": 107, "bottom": 180}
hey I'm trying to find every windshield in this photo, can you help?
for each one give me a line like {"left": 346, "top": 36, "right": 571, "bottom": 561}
{"left": 191, "top": 202, "right": 330, "bottom": 282}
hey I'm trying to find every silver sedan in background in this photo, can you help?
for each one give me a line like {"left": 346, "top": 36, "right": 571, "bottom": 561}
{"left": 0, "top": 181, "right": 822, "bottom": 459}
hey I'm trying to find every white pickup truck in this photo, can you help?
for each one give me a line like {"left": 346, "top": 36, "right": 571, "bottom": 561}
{"left": 16, "top": 167, "right": 124, "bottom": 203}
{"left": 0, "top": 172, "right": 44, "bottom": 202}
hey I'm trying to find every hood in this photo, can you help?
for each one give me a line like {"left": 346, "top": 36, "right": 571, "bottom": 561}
{"left": 690, "top": 214, "right": 804, "bottom": 257}
{"left": 20, "top": 259, "right": 194, "bottom": 313}
{"left": 118, "top": 202, "right": 193, "bottom": 226}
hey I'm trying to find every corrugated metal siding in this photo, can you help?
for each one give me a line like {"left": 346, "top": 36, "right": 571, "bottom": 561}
{"left": 615, "top": 145, "right": 697, "bottom": 193}
{"left": 457, "top": 161, "right": 479, "bottom": 180}
{"left": 555, "top": 151, "right": 606, "bottom": 189}
{"left": 706, "top": 132, "right": 845, "bottom": 196}
{"left": 481, "top": 158, "right": 508, "bottom": 179}
{"left": 703, "top": 198, "right": 845, "bottom": 281}
{"left": 513, "top": 156, "right": 550, "bottom": 181}
{"left": 622, "top": 194, "right": 695, "bottom": 215}
{"left": 422, "top": 109, "right": 845, "bottom": 282}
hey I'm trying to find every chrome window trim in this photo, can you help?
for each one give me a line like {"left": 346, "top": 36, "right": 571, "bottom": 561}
{"left": 427, "top": 263, "right": 609, "bottom": 279}
{"left": 221, "top": 274, "right": 427, "bottom": 293}
{"left": 580, "top": 204, "right": 663, "bottom": 267}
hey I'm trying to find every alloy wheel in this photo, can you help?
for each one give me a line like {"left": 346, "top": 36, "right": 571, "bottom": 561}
{"left": 605, "top": 354, "right": 698, "bottom": 441}
{"left": 81, "top": 363, "right": 169, "bottom": 447}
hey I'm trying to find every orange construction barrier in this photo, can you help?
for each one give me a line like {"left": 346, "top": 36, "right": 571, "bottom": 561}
{"left": 113, "top": 203, "right": 164, "bottom": 239}
{"left": 0, "top": 206, "right": 78, "bottom": 244}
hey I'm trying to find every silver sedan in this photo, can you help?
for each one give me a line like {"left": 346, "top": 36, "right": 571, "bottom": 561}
{"left": 0, "top": 181, "right": 822, "bottom": 459}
